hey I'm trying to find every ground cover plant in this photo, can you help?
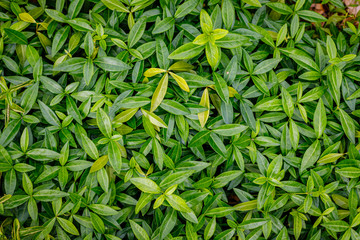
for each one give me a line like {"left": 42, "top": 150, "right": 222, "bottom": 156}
{"left": 1, "top": 0, "right": 360, "bottom": 239}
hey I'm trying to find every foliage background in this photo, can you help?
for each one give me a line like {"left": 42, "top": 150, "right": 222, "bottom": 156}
{"left": 1, "top": 0, "right": 360, "bottom": 239}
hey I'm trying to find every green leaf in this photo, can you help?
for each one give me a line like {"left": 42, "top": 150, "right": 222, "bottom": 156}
{"left": 4, "top": 28, "right": 28, "bottom": 45}
{"left": 108, "top": 141, "right": 122, "bottom": 174}
{"left": 152, "top": 17, "right": 175, "bottom": 34}
{"left": 204, "top": 216, "right": 216, "bottom": 240}
{"left": 38, "top": 100, "right": 61, "bottom": 127}
{"left": 96, "top": 108, "right": 112, "bottom": 138}
{"left": 159, "top": 170, "right": 194, "bottom": 189}
{"left": 130, "top": 177, "right": 161, "bottom": 194}
{"left": 205, "top": 42, "right": 220, "bottom": 69}
{"left": 300, "top": 140, "right": 321, "bottom": 173}
{"left": 0, "top": 119, "right": 21, "bottom": 148}
{"left": 80, "top": 133, "right": 99, "bottom": 160}
{"left": 298, "top": 86, "right": 327, "bottom": 103}
{"left": 90, "top": 212, "right": 105, "bottom": 234}
{"left": 222, "top": 0, "right": 235, "bottom": 30}
{"left": 88, "top": 204, "right": 118, "bottom": 216}
{"left": 239, "top": 219, "right": 269, "bottom": 230}
{"left": 52, "top": 26, "right": 70, "bottom": 57}
{"left": 33, "top": 190, "right": 69, "bottom": 201}
{"left": 57, "top": 217, "right": 79, "bottom": 235}
{"left": 266, "top": 2, "right": 293, "bottom": 15}
{"left": 160, "top": 100, "right": 190, "bottom": 115}
{"left": 27, "top": 148, "right": 60, "bottom": 161}
{"left": 159, "top": 209, "right": 177, "bottom": 239}
{"left": 298, "top": 10, "right": 327, "bottom": 22}
{"left": 213, "top": 229, "right": 235, "bottom": 240}
{"left": 253, "top": 58, "right": 281, "bottom": 75}
{"left": 338, "top": 108, "right": 355, "bottom": 144}
{"left": 94, "top": 57, "right": 131, "bottom": 72}
{"left": 215, "top": 33, "right": 249, "bottom": 49}
{"left": 206, "top": 207, "right": 234, "bottom": 217}
{"left": 328, "top": 66, "right": 342, "bottom": 107}
{"left": 169, "top": 43, "right": 205, "bottom": 59}
{"left": 326, "top": 36, "right": 337, "bottom": 59}
{"left": 166, "top": 194, "right": 192, "bottom": 213}
{"left": 281, "top": 87, "right": 294, "bottom": 118}
{"left": 213, "top": 72, "right": 229, "bottom": 102}
{"left": 84, "top": 32, "right": 94, "bottom": 56}
{"left": 240, "top": 101, "right": 256, "bottom": 131}
{"left": 128, "top": 17, "right": 146, "bottom": 48}
{"left": 313, "top": 99, "right": 327, "bottom": 139}
{"left": 66, "top": 19, "right": 94, "bottom": 31}
{"left": 212, "top": 124, "right": 247, "bottom": 136}
{"left": 321, "top": 221, "right": 349, "bottom": 232}
{"left": 130, "top": 220, "right": 150, "bottom": 240}
{"left": 175, "top": 0, "right": 199, "bottom": 18}
{"left": 156, "top": 39, "right": 170, "bottom": 70}
{"left": 280, "top": 48, "right": 320, "bottom": 72}
{"left": 189, "top": 130, "right": 211, "bottom": 147}
{"left": 53, "top": 57, "right": 86, "bottom": 72}
{"left": 66, "top": 96, "right": 83, "bottom": 124}
{"left": 101, "top": 0, "right": 128, "bottom": 12}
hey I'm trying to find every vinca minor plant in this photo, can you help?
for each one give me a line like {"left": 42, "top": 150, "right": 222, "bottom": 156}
{"left": 1, "top": 0, "right": 360, "bottom": 239}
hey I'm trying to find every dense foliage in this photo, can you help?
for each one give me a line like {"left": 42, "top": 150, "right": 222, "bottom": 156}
{"left": 1, "top": 0, "right": 360, "bottom": 239}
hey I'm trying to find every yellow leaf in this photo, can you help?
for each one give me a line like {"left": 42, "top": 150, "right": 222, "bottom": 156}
{"left": 0, "top": 77, "right": 8, "bottom": 91}
{"left": 298, "top": 104, "right": 308, "bottom": 123}
{"left": 208, "top": 85, "right": 215, "bottom": 90}
{"left": 153, "top": 195, "right": 165, "bottom": 209}
{"left": 135, "top": 164, "right": 146, "bottom": 176}
{"left": 268, "top": 30, "right": 277, "bottom": 40}
{"left": 207, "top": 85, "right": 237, "bottom": 97}
{"left": 116, "top": 124, "right": 133, "bottom": 135}
{"left": 168, "top": 61, "right": 194, "bottom": 71}
{"left": 212, "top": 29, "right": 228, "bottom": 40}
{"left": 19, "top": 13, "right": 36, "bottom": 23}
{"left": 10, "top": 102, "right": 24, "bottom": 113}
{"left": 198, "top": 88, "right": 210, "bottom": 128}
{"left": 169, "top": 72, "right": 189, "bottom": 92}
{"left": 154, "top": 125, "right": 160, "bottom": 132}
{"left": 234, "top": 200, "right": 257, "bottom": 211}
{"left": 86, "top": 119, "right": 97, "bottom": 126}
{"left": 338, "top": 210, "right": 349, "bottom": 220}
{"left": 90, "top": 155, "right": 109, "bottom": 173}
{"left": 0, "top": 194, "right": 11, "bottom": 204}
{"left": 193, "top": 34, "right": 208, "bottom": 45}
{"left": 332, "top": 194, "right": 349, "bottom": 209}
{"left": 356, "top": 141, "right": 360, "bottom": 151}
{"left": 39, "top": 22, "right": 48, "bottom": 30}
{"left": 318, "top": 153, "right": 344, "bottom": 165}
{"left": 150, "top": 73, "right": 168, "bottom": 112}
{"left": 144, "top": 68, "right": 166, "bottom": 77}
{"left": 141, "top": 109, "right": 168, "bottom": 128}
{"left": 113, "top": 108, "right": 138, "bottom": 126}
{"left": 147, "top": 164, "right": 154, "bottom": 176}
{"left": 37, "top": 32, "right": 51, "bottom": 48}
{"left": 228, "top": 86, "right": 238, "bottom": 97}
{"left": 90, "top": 98, "right": 106, "bottom": 112}
{"left": 205, "top": 43, "right": 220, "bottom": 70}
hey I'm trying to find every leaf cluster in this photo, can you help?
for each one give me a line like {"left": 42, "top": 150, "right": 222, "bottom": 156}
{"left": 0, "top": 0, "right": 360, "bottom": 240}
